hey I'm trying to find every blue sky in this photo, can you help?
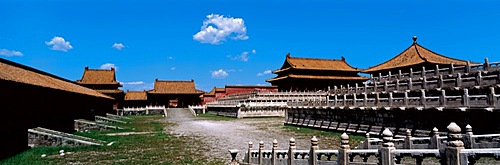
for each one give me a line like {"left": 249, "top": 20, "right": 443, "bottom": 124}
{"left": 2, "top": 0, "right": 500, "bottom": 92}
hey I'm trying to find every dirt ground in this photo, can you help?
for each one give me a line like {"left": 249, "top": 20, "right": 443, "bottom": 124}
{"left": 163, "top": 108, "right": 346, "bottom": 162}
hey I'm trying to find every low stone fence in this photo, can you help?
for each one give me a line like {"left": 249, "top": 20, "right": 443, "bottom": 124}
{"left": 95, "top": 116, "right": 127, "bottom": 124}
{"left": 74, "top": 119, "right": 123, "bottom": 132}
{"left": 106, "top": 113, "right": 131, "bottom": 120}
{"left": 120, "top": 105, "right": 167, "bottom": 116}
{"left": 230, "top": 122, "right": 500, "bottom": 165}
{"left": 28, "top": 127, "right": 103, "bottom": 147}
{"left": 188, "top": 105, "right": 205, "bottom": 115}
{"left": 207, "top": 106, "right": 286, "bottom": 118}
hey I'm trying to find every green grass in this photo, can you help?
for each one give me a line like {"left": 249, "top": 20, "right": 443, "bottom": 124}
{"left": 282, "top": 125, "right": 365, "bottom": 148}
{"left": 1, "top": 115, "right": 223, "bottom": 165}
{"left": 196, "top": 113, "right": 236, "bottom": 121}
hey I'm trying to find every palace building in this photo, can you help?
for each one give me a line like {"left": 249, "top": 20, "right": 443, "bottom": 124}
{"left": 363, "top": 36, "right": 469, "bottom": 76}
{"left": 266, "top": 53, "right": 369, "bottom": 91}
{"left": 123, "top": 90, "right": 148, "bottom": 107}
{"left": 0, "top": 58, "right": 114, "bottom": 159}
{"left": 76, "top": 67, "right": 124, "bottom": 109}
{"left": 147, "top": 79, "right": 203, "bottom": 107}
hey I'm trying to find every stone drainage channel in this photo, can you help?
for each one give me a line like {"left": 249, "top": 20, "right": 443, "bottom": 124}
{"left": 163, "top": 108, "right": 343, "bottom": 163}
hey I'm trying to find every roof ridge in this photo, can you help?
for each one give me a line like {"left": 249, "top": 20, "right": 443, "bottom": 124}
{"left": 155, "top": 79, "right": 194, "bottom": 82}
{"left": 364, "top": 42, "right": 418, "bottom": 71}
{"left": 288, "top": 55, "right": 345, "bottom": 62}
{"left": 413, "top": 43, "right": 427, "bottom": 62}
{"left": 414, "top": 43, "right": 468, "bottom": 63}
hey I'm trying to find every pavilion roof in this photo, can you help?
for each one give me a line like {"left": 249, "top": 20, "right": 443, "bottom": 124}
{"left": 0, "top": 58, "right": 113, "bottom": 99}
{"left": 274, "top": 54, "right": 361, "bottom": 73}
{"left": 148, "top": 79, "right": 203, "bottom": 94}
{"left": 363, "top": 36, "right": 469, "bottom": 73}
{"left": 124, "top": 90, "right": 147, "bottom": 100}
{"left": 76, "top": 67, "right": 121, "bottom": 86}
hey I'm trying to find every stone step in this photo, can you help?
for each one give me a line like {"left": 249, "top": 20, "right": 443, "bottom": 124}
{"left": 28, "top": 127, "right": 104, "bottom": 147}
{"left": 74, "top": 119, "right": 124, "bottom": 132}
{"left": 95, "top": 115, "right": 128, "bottom": 124}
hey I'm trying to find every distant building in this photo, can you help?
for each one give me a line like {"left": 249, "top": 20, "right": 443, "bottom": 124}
{"left": 0, "top": 58, "right": 114, "bottom": 159}
{"left": 148, "top": 79, "right": 203, "bottom": 107}
{"left": 76, "top": 67, "right": 124, "bottom": 109}
{"left": 267, "top": 53, "right": 368, "bottom": 91}
{"left": 363, "top": 36, "right": 469, "bottom": 76}
{"left": 224, "top": 85, "right": 278, "bottom": 95}
{"left": 123, "top": 90, "right": 148, "bottom": 107}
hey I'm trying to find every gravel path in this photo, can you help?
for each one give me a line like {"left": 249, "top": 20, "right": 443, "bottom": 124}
{"left": 164, "top": 108, "right": 331, "bottom": 162}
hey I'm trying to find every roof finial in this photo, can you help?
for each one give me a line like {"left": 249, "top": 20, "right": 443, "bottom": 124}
{"left": 413, "top": 36, "right": 417, "bottom": 43}
{"left": 286, "top": 53, "right": 291, "bottom": 58}
{"left": 341, "top": 56, "right": 345, "bottom": 62}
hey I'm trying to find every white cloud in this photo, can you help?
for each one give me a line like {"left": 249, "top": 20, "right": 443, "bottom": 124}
{"left": 252, "top": 49, "right": 256, "bottom": 54}
{"left": 0, "top": 49, "right": 23, "bottom": 57}
{"left": 193, "top": 14, "right": 248, "bottom": 44}
{"left": 112, "top": 43, "right": 125, "bottom": 50}
{"left": 228, "top": 50, "right": 254, "bottom": 62}
{"left": 120, "top": 81, "right": 145, "bottom": 85}
{"left": 100, "top": 63, "right": 118, "bottom": 70}
{"left": 171, "top": 67, "right": 176, "bottom": 70}
{"left": 45, "top": 36, "right": 73, "bottom": 52}
{"left": 211, "top": 69, "right": 228, "bottom": 79}
{"left": 168, "top": 56, "right": 174, "bottom": 60}
{"left": 257, "top": 70, "right": 272, "bottom": 76}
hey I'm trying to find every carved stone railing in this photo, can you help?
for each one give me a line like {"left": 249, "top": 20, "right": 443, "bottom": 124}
{"left": 289, "top": 87, "right": 500, "bottom": 110}
{"left": 121, "top": 105, "right": 167, "bottom": 116}
{"left": 230, "top": 122, "right": 500, "bottom": 165}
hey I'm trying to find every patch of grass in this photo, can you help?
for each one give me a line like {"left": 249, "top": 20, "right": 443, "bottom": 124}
{"left": 1, "top": 115, "right": 223, "bottom": 165}
{"left": 282, "top": 125, "right": 365, "bottom": 148}
{"left": 197, "top": 113, "right": 236, "bottom": 121}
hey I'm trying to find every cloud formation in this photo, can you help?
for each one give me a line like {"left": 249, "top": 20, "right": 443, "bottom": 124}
{"left": 171, "top": 67, "right": 176, "bottom": 70}
{"left": 120, "top": 81, "right": 154, "bottom": 91}
{"left": 193, "top": 14, "right": 248, "bottom": 44}
{"left": 211, "top": 69, "right": 228, "bottom": 79}
{"left": 228, "top": 49, "right": 256, "bottom": 62}
{"left": 112, "top": 43, "right": 125, "bottom": 50}
{"left": 0, "top": 49, "right": 23, "bottom": 57}
{"left": 257, "top": 70, "right": 272, "bottom": 76}
{"left": 120, "top": 81, "right": 145, "bottom": 85}
{"left": 100, "top": 63, "right": 118, "bottom": 70}
{"left": 45, "top": 36, "right": 73, "bottom": 52}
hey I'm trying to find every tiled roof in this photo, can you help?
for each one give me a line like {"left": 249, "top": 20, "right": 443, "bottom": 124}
{"left": 282, "top": 54, "right": 360, "bottom": 72}
{"left": 204, "top": 87, "right": 217, "bottom": 96}
{"left": 0, "top": 58, "right": 113, "bottom": 99}
{"left": 225, "top": 85, "right": 277, "bottom": 88}
{"left": 266, "top": 74, "right": 369, "bottom": 82}
{"left": 148, "top": 79, "right": 203, "bottom": 94}
{"left": 124, "top": 91, "right": 147, "bottom": 100}
{"left": 76, "top": 67, "right": 121, "bottom": 85}
{"left": 215, "top": 87, "right": 226, "bottom": 92}
{"left": 363, "top": 37, "right": 468, "bottom": 73}
{"left": 96, "top": 89, "right": 124, "bottom": 94}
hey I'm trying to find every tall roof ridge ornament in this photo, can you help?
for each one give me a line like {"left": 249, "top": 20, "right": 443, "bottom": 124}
{"left": 286, "top": 53, "right": 291, "bottom": 58}
{"left": 413, "top": 36, "right": 417, "bottom": 44}
{"left": 341, "top": 56, "right": 345, "bottom": 62}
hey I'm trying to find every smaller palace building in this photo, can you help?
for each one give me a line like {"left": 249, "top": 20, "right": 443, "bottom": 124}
{"left": 76, "top": 67, "right": 124, "bottom": 109}
{"left": 123, "top": 90, "right": 148, "bottom": 107}
{"left": 267, "top": 53, "right": 368, "bottom": 91}
{"left": 148, "top": 79, "right": 203, "bottom": 107}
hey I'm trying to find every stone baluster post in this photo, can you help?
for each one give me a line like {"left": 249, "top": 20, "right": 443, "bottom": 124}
{"left": 463, "top": 89, "right": 469, "bottom": 107}
{"left": 355, "top": 83, "right": 359, "bottom": 93}
{"left": 410, "top": 68, "right": 414, "bottom": 78}
{"left": 440, "top": 90, "right": 447, "bottom": 107}
{"left": 435, "top": 65, "right": 440, "bottom": 76}
{"left": 399, "top": 69, "right": 403, "bottom": 79}
{"left": 444, "top": 122, "right": 464, "bottom": 165}
{"left": 374, "top": 82, "right": 378, "bottom": 92}
{"left": 379, "top": 128, "right": 395, "bottom": 165}
{"left": 404, "top": 129, "right": 412, "bottom": 149}
{"left": 347, "top": 84, "right": 351, "bottom": 94}
{"left": 430, "top": 127, "right": 440, "bottom": 149}
{"left": 396, "top": 79, "right": 400, "bottom": 91}
{"left": 420, "top": 90, "right": 426, "bottom": 107}
{"left": 489, "top": 87, "right": 497, "bottom": 108}
{"left": 404, "top": 91, "right": 409, "bottom": 107}
{"left": 476, "top": 71, "right": 483, "bottom": 86}
{"left": 288, "top": 138, "right": 295, "bottom": 165}
{"left": 343, "top": 94, "right": 347, "bottom": 107}
{"left": 450, "top": 63, "right": 455, "bottom": 74}
{"left": 379, "top": 73, "right": 383, "bottom": 82}
{"left": 370, "top": 74, "right": 374, "bottom": 81}
{"left": 375, "top": 93, "right": 380, "bottom": 107}
{"left": 389, "top": 92, "right": 393, "bottom": 107}
{"left": 438, "top": 75, "right": 444, "bottom": 88}
{"left": 228, "top": 149, "right": 239, "bottom": 165}
{"left": 466, "top": 61, "right": 471, "bottom": 73}
{"left": 384, "top": 81, "right": 388, "bottom": 92}
{"left": 309, "top": 136, "right": 318, "bottom": 165}
{"left": 364, "top": 133, "right": 370, "bottom": 149}
{"left": 363, "top": 93, "right": 368, "bottom": 107}
{"left": 422, "top": 66, "right": 426, "bottom": 77}
{"left": 484, "top": 58, "right": 490, "bottom": 71}
{"left": 364, "top": 82, "right": 368, "bottom": 93}
{"left": 334, "top": 94, "right": 338, "bottom": 107}
{"left": 353, "top": 94, "right": 357, "bottom": 107}
{"left": 334, "top": 86, "right": 338, "bottom": 95}
{"left": 388, "top": 71, "right": 392, "bottom": 81}
{"left": 422, "top": 76, "right": 428, "bottom": 89}
{"left": 247, "top": 142, "right": 253, "bottom": 164}
{"left": 456, "top": 73, "right": 462, "bottom": 87}
{"left": 271, "top": 139, "right": 278, "bottom": 165}
{"left": 259, "top": 141, "right": 264, "bottom": 165}
{"left": 408, "top": 78, "right": 413, "bottom": 90}
{"left": 338, "top": 133, "right": 350, "bottom": 165}
{"left": 464, "top": 125, "right": 473, "bottom": 149}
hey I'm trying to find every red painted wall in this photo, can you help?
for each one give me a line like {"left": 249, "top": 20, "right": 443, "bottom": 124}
{"left": 225, "top": 86, "right": 278, "bottom": 95}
